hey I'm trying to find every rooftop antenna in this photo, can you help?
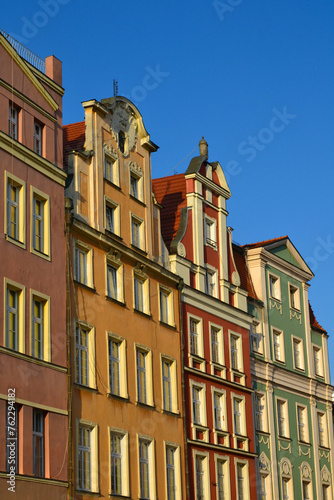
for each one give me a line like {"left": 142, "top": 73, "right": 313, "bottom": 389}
{"left": 113, "top": 79, "right": 118, "bottom": 97}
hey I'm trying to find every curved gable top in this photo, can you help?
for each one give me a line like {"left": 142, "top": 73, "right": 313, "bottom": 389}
{"left": 185, "top": 156, "right": 231, "bottom": 197}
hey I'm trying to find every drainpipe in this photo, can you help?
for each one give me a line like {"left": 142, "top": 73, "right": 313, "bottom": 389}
{"left": 65, "top": 198, "right": 73, "bottom": 500}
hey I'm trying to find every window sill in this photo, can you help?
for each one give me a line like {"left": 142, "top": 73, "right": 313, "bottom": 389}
{"left": 159, "top": 321, "right": 177, "bottom": 331}
{"left": 76, "top": 489, "right": 100, "bottom": 496}
{"left": 278, "top": 435, "right": 291, "bottom": 442}
{"left": 294, "top": 366, "right": 305, "bottom": 373}
{"left": 133, "top": 309, "right": 152, "bottom": 319}
{"left": 274, "top": 358, "right": 286, "bottom": 365}
{"left": 5, "top": 234, "right": 26, "bottom": 249}
{"left": 136, "top": 401, "right": 155, "bottom": 410}
{"left": 256, "top": 429, "right": 270, "bottom": 436}
{"left": 105, "top": 229, "right": 123, "bottom": 241}
{"left": 290, "top": 306, "right": 301, "bottom": 313}
{"left": 298, "top": 440, "right": 311, "bottom": 446}
{"left": 31, "top": 248, "right": 51, "bottom": 261}
{"left": 130, "top": 194, "right": 146, "bottom": 206}
{"left": 162, "top": 409, "right": 181, "bottom": 417}
{"left": 104, "top": 178, "right": 121, "bottom": 190}
{"left": 107, "top": 393, "right": 129, "bottom": 402}
{"left": 106, "top": 296, "right": 126, "bottom": 307}
{"left": 74, "top": 280, "right": 96, "bottom": 293}
{"left": 131, "top": 244, "right": 147, "bottom": 255}
{"left": 270, "top": 296, "right": 281, "bottom": 303}
{"left": 73, "top": 383, "right": 98, "bottom": 393}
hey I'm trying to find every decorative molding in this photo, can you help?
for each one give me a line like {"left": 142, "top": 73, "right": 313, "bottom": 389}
{"left": 106, "top": 249, "right": 122, "bottom": 266}
{"left": 134, "top": 262, "right": 148, "bottom": 280}
{"left": 109, "top": 101, "right": 138, "bottom": 154}
{"left": 321, "top": 465, "right": 331, "bottom": 483}
{"left": 290, "top": 309, "right": 302, "bottom": 324}
{"left": 231, "top": 270, "right": 241, "bottom": 287}
{"left": 259, "top": 452, "right": 271, "bottom": 472}
{"left": 129, "top": 160, "right": 143, "bottom": 177}
{"left": 280, "top": 457, "right": 293, "bottom": 476}
{"left": 319, "top": 449, "right": 330, "bottom": 462}
{"left": 270, "top": 299, "right": 282, "bottom": 314}
{"left": 278, "top": 441, "right": 291, "bottom": 454}
{"left": 300, "top": 461, "right": 312, "bottom": 479}
{"left": 103, "top": 143, "right": 118, "bottom": 159}
{"left": 257, "top": 435, "right": 270, "bottom": 449}
{"left": 177, "top": 242, "right": 186, "bottom": 258}
{"left": 299, "top": 446, "right": 311, "bottom": 459}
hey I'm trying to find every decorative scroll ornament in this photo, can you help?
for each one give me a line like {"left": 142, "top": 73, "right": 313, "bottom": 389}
{"left": 278, "top": 441, "right": 291, "bottom": 454}
{"left": 290, "top": 309, "right": 302, "bottom": 324}
{"left": 177, "top": 242, "right": 186, "bottom": 258}
{"left": 319, "top": 449, "right": 330, "bottom": 462}
{"left": 280, "top": 458, "right": 293, "bottom": 476}
{"left": 129, "top": 161, "right": 143, "bottom": 177}
{"left": 259, "top": 452, "right": 271, "bottom": 472}
{"left": 134, "top": 263, "right": 147, "bottom": 280}
{"left": 299, "top": 446, "right": 311, "bottom": 458}
{"left": 257, "top": 435, "right": 270, "bottom": 449}
{"left": 103, "top": 143, "right": 118, "bottom": 159}
{"left": 107, "top": 249, "right": 122, "bottom": 266}
{"left": 300, "top": 461, "right": 312, "bottom": 479}
{"left": 109, "top": 101, "right": 138, "bottom": 154}
{"left": 270, "top": 300, "right": 282, "bottom": 314}
{"left": 231, "top": 271, "right": 241, "bottom": 287}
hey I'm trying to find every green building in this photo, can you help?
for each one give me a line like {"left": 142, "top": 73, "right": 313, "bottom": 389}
{"left": 242, "top": 236, "right": 334, "bottom": 499}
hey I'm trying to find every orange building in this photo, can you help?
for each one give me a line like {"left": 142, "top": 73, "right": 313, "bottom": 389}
{"left": 0, "top": 32, "right": 68, "bottom": 498}
{"left": 64, "top": 96, "right": 186, "bottom": 499}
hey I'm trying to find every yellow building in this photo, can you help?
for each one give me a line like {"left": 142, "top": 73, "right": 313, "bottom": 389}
{"left": 64, "top": 97, "right": 186, "bottom": 499}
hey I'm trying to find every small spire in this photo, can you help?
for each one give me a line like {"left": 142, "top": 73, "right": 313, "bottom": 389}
{"left": 199, "top": 136, "right": 208, "bottom": 157}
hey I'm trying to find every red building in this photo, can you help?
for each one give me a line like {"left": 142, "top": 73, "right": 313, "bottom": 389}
{"left": 153, "top": 138, "right": 257, "bottom": 499}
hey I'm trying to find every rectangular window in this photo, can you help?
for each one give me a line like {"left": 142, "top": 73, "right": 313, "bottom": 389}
{"left": 166, "top": 446, "right": 176, "bottom": 500}
{"left": 33, "top": 410, "right": 44, "bottom": 477}
{"left": 6, "top": 403, "right": 20, "bottom": 474}
{"left": 104, "top": 158, "right": 114, "bottom": 183}
{"left": 204, "top": 216, "right": 217, "bottom": 247}
{"left": 313, "top": 346, "right": 323, "bottom": 377}
{"left": 107, "top": 264, "right": 117, "bottom": 300}
{"left": 260, "top": 474, "right": 267, "bottom": 500}
{"left": 78, "top": 425, "right": 91, "bottom": 491}
{"left": 217, "top": 459, "right": 227, "bottom": 500}
{"left": 297, "top": 406, "right": 307, "bottom": 442}
{"left": 131, "top": 217, "right": 140, "bottom": 247}
{"left": 269, "top": 275, "right": 280, "bottom": 300}
{"left": 9, "top": 105, "right": 18, "bottom": 140}
{"left": 134, "top": 276, "right": 144, "bottom": 312}
{"left": 318, "top": 412, "right": 327, "bottom": 447}
{"left": 302, "top": 480, "right": 311, "bottom": 500}
{"left": 233, "top": 398, "right": 242, "bottom": 435}
{"left": 237, "top": 463, "right": 245, "bottom": 500}
{"left": 289, "top": 284, "right": 300, "bottom": 310}
{"left": 211, "top": 326, "right": 220, "bottom": 364}
{"left": 282, "top": 478, "right": 290, "bottom": 500}
{"left": 251, "top": 321, "right": 263, "bottom": 354}
{"left": 205, "top": 269, "right": 217, "bottom": 297}
{"left": 33, "top": 197, "right": 44, "bottom": 252}
{"left": 6, "top": 288, "right": 19, "bottom": 351}
{"left": 160, "top": 289, "right": 169, "bottom": 324}
{"left": 76, "top": 325, "right": 89, "bottom": 386}
{"left": 196, "top": 456, "right": 205, "bottom": 500}
{"left": 162, "top": 359, "right": 172, "bottom": 412}
{"left": 110, "top": 433, "right": 122, "bottom": 495}
{"left": 139, "top": 440, "right": 150, "bottom": 499}
{"left": 32, "top": 298, "right": 44, "bottom": 359}
{"left": 273, "top": 329, "right": 284, "bottom": 362}
{"left": 106, "top": 204, "right": 114, "bottom": 232}
{"left": 130, "top": 174, "right": 139, "bottom": 198}
{"left": 255, "top": 394, "right": 265, "bottom": 432}
{"left": 34, "top": 121, "right": 42, "bottom": 155}
{"left": 293, "top": 338, "right": 303, "bottom": 370}
{"left": 109, "top": 339, "right": 120, "bottom": 396}
{"left": 137, "top": 350, "right": 147, "bottom": 404}
{"left": 193, "top": 386, "right": 203, "bottom": 425}
{"left": 230, "top": 334, "right": 240, "bottom": 371}
{"left": 7, "top": 182, "right": 19, "bottom": 240}
{"left": 190, "top": 318, "right": 200, "bottom": 356}
{"left": 6, "top": 174, "right": 26, "bottom": 247}
{"left": 322, "top": 484, "right": 330, "bottom": 500}
{"left": 277, "top": 400, "right": 288, "bottom": 438}
{"left": 214, "top": 392, "right": 224, "bottom": 430}
{"left": 75, "top": 246, "right": 87, "bottom": 285}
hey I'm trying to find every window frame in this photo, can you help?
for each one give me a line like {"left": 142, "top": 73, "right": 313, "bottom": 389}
{"left": 76, "top": 419, "right": 99, "bottom": 493}
{"left": 104, "top": 196, "right": 120, "bottom": 236}
{"left": 131, "top": 213, "right": 145, "bottom": 251}
{"left": 30, "top": 289, "right": 51, "bottom": 361}
{"left": 9, "top": 104, "right": 19, "bottom": 140}
{"left": 232, "top": 394, "right": 246, "bottom": 437}
{"left": 296, "top": 404, "right": 309, "bottom": 443}
{"left": 235, "top": 459, "right": 250, "bottom": 500}
{"left": 75, "top": 321, "right": 96, "bottom": 389}
{"left": 4, "top": 278, "right": 25, "bottom": 353}
{"left": 255, "top": 392, "right": 267, "bottom": 433}
{"left": 188, "top": 315, "right": 204, "bottom": 360}
{"left": 133, "top": 268, "right": 150, "bottom": 315}
{"left": 212, "top": 388, "right": 227, "bottom": 432}
{"left": 161, "top": 355, "right": 178, "bottom": 414}
{"left": 74, "top": 240, "right": 94, "bottom": 288}
{"left": 210, "top": 323, "right": 224, "bottom": 368}
{"left": 204, "top": 214, "right": 217, "bottom": 248}
{"left": 159, "top": 286, "right": 174, "bottom": 326}
{"left": 105, "top": 253, "right": 124, "bottom": 303}
{"left": 4, "top": 171, "right": 26, "bottom": 248}
{"left": 138, "top": 436, "right": 156, "bottom": 500}
{"left": 108, "top": 333, "right": 128, "bottom": 399}
{"left": 165, "top": 442, "right": 182, "bottom": 500}
{"left": 33, "top": 409, "right": 45, "bottom": 478}
{"left": 215, "top": 454, "right": 230, "bottom": 500}
{"left": 289, "top": 282, "right": 301, "bottom": 311}
{"left": 31, "top": 187, "right": 50, "bottom": 259}
{"left": 312, "top": 345, "right": 323, "bottom": 378}
{"left": 229, "top": 331, "right": 244, "bottom": 373}
{"left": 292, "top": 336, "right": 304, "bottom": 371}
{"left": 129, "top": 162, "right": 144, "bottom": 202}
{"left": 135, "top": 345, "right": 154, "bottom": 406}
{"left": 109, "top": 427, "right": 129, "bottom": 497}
{"left": 272, "top": 327, "right": 285, "bottom": 363}
{"left": 269, "top": 273, "right": 281, "bottom": 301}
{"left": 205, "top": 265, "right": 218, "bottom": 297}
{"left": 103, "top": 145, "right": 119, "bottom": 186}
{"left": 193, "top": 451, "right": 210, "bottom": 500}
{"left": 33, "top": 120, "right": 43, "bottom": 156}
{"left": 317, "top": 411, "right": 327, "bottom": 448}
{"left": 276, "top": 397, "right": 289, "bottom": 438}
{"left": 251, "top": 320, "right": 264, "bottom": 355}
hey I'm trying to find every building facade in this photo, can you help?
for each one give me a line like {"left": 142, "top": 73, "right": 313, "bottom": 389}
{"left": 244, "top": 237, "right": 334, "bottom": 499}
{"left": 64, "top": 96, "right": 187, "bottom": 499}
{"left": 153, "top": 139, "right": 257, "bottom": 499}
{"left": 0, "top": 32, "right": 68, "bottom": 498}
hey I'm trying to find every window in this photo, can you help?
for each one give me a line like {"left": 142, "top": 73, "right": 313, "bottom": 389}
{"left": 273, "top": 328, "right": 284, "bottom": 362}
{"left": 251, "top": 320, "right": 263, "bottom": 354}
{"left": 293, "top": 338, "right": 304, "bottom": 370}
{"left": 9, "top": 105, "right": 18, "bottom": 140}
{"left": 190, "top": 318, "right": 200, "bottom": 356}
{"left": 213, "top": 391, "right": 225, "bottom": 430}
{"left": 31, "top": 290, "right": 50, "bottom": 361}
{"left": 259, "top": 474, "right": 268, "bottom": 500}
{"left": 33, "top": 410, "right": 44, "bottom": 477}
{"left": 106, "top": 204, "right": 114, "bottom": 232}
{"left": 136, "top": 347, "right": 153, "bottom": 406}
{"left": 282, "top": 478, "right": 290, "bottom": 500}
{"left": 195, "top": 454, "right": 210, "bottom": 500}
{"left": 77, "top": 421, "right": 98, "bottom": 492}
{"left": 255, "top": 393, "right": 266, "bottom": 432}
{"left": 131, "top": 214, "right": 145, "bottom": 250}
{"left": 5, "top": 172, "right": 26, "bottom": 246}
{"left": 297, "top": 405, "right": 308, "bottom": 442}
{"left": 166, "top": 446, "right": 176, "bottom": 500}
{"left": 233, "top": 398, "right": 243, "bottom": 435}
{"left": 74, "top": 241, "right": 93, "bottom": 287}
{"left": 269, "top": 274, "right": 280, "bottom": 300}
{"left": 75, "top": 323, "right": 95, "bottom": 388}
{"left": 34, "top": 121, "right": 42, "bottom": 155}
{"left": 192, "top": 384, "right": 206, "bottom": 426}
{"left": 318, "top": 412, "right": 327, "bottom": 447}
{"left": 109, "top": 429, "right": 129, "bottom": 497}
{"left": 5, "top": 279, "right": 25, "bottom": 353}
{"left": 129, "top": 162, "right": 143, "bottom": 201}
{"left": 134, "top": 273, "right": 149, "bottom": 314}
{"left": 230, "top": 333, "right": 243, "bottom": 372}
{"left": 322, "top": 484, "right": 330, "bottom": 500}
{"left": 6, "top": 403, "right": 20, "bottom": 474}
{"left": 277, "top": 399, "right": 289, "bottom": 438}
{"left": 313, "top": 346, "right": 323, "bottom": 377}
{"left": 108, "top": 334, "right": 127, "bottom": 398}
{"left": 138, "top": 438, "right": 155, "bottom": 500}
{"left": 31, "top": 188, "right": 50, "bottom": 258}
{"left": 289, "top": 284, "right": 300, "bottom": 310}
{"left": 204, "top": 215, "right": 217, "bottom": 247}
{"left": 106, "top": 253, "right": 123, "bottom": 303}
{"left": 162, "top": 359, "right": 172, "bottom": 411}
{"left": 119, "top": 131, "right": 126, "bottom": 154}
{"left": 160, "top": 287, "right": 173, "bottom": 325}
{"left": 205, "top": 268, "right": 217, "bottom": 297}
{"left": 216, "top": 458, "right": 228, "bottom": 500}
{"left": 130, "top": 174, "right": 139, "bottom": 198}
{"left": 103, "top": 146, "right": 119, "bottom": 185}
{"left": 105, "top": 198, "right": 120, "bottom": 236}
{"left": 211, "top": 326, "right": 222, "bottom": 365}
{"left": 236, "top": 463, "right": 246, "bottom": 500}
{"left": 302, "top": 480, "right": 311, "bottom": 500}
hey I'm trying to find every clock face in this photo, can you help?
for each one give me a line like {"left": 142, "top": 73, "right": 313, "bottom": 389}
{"left": 109, "top": 101, "right": 138, "bottom": 156}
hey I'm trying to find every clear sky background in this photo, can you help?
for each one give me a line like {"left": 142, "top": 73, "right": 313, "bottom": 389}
{"left": 3, "top": 1, "right": 334, "bottom": 380}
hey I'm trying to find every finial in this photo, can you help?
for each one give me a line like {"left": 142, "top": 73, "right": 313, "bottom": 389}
{"left": 199, "top": 137, "right": 208, "bottom": 157}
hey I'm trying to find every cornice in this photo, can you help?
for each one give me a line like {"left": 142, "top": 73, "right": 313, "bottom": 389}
{"left": 0, "top": 131, "right": 66, "bottom": 185}
{"left": 185, "top": 172, "right": 231, "bottom": 199}
{"left": 187, "top": 439, "right": 257, "bottom": 458}
{"left": 185, "top": 366, "right": 253, "bottom": 393}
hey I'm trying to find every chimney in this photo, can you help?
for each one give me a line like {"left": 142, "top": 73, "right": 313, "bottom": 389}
{"left": 45, "top": 55, "right": 62, "bottom": 86}
{"left": 199, "top": 136, "right": 208, "bottom": 157}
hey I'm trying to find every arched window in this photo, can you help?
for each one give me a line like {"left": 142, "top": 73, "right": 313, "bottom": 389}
{"left": 118, "top": 131, "right": 126, "bottom": 154}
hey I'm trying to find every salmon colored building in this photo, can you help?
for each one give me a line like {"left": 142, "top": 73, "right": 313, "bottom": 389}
{"left": 64, "top": 96, "right": 186, "bottom": 499}
{"left": 153, "top": 139, "right": 257, "bottom": 499}
{"left": 0, "top": 32, "right": 68, "bottom": 498}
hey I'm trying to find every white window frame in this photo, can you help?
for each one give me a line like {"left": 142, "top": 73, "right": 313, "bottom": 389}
{"left": 313, "top": 345, "right": 323, "bottom": 377}
{"left": 251, "top": 320, "right": 264, "bottom": 355}
{"left": 131, "top": 213, "right": 145, "bottom": 251}
{"left": 289, "top": 282, "right": 301, "bottom": 311}
{"left": 34, "top": 120, "right": 43, "bottom": 155}
{"left": 269, "top": 273, "right": 281, "bottom": 301}
{"left": 106, "top": 253, "right": 124, "bottom": 303}
{"left": 215, "top": 454, "right": 230, "bottom": 500}
{"left": 235, "top": 459, "right": 250, "bottom": 500}
{"left": 255, "top": 392, "right": 267, "bottom": 433}
{"left": 161, "top": 355, "right": 178, "bottom": 414}
{"left": 193, "top": 451, "right": 210, "bottom": 500}
{"left": 189, "top": 315, "right": 203, "bottom": 358}
{"left": 76, "top": 419, "right": 99, "bottom": 493}
{"left": 9, "top": 104, "right": 19, "bottom": 140}
{"left": 296, "top": 404, "right": 309, "bottom": 443}
{"left": 108, "top": 333, "right": 128, "bottom": 399}
{"left": 103, "top": 145, "right": 119, "bottom": 185}
{"left": 133, "top": 271, "right": 150, "bottom": 315}
{"left": 30, "top": 289, "right": 51, "bottom": 361}
{"left": 210, "top": 323, "right": 224, "bottom": 367}
{"left": 280, "top": 459, "right": 293, "bottom": 500}
{"left": 191, "top": 381, "right": 207, "bottom": 428}
{"left": 272, "top": 327, "right": 285, "bottom": 363}
{"left": 165, "top": 442, "right": 182, "bottom": 500}
{"left": 31, "top": 187, "right": 50, "bottom": 259}
{"left": 74, "top": 240, "right": 94, "bottom": 288}
{"left": 232, "top": 394, "right": 246, "bottom": 437}
{"left": 129, "top": 163, "right": 144, "bottom": 202}
{"left": 5, "top": 171, "right": 26, "bottom": 249}
{"left": 109, "top": 427, "right": 129, "bottom": 497}
{"left": 204, "top": 214, "right": 217, "bottom": 248}
{"left": 159, "top": 286, "right": 174, "bottom": 326}
{"left": 75, "top": 321, "right": 96, "bottom": 389}
{"left": 212, "top": 388, "right": 227, "bottom": 432}
{"left": 292, "top": 336, "right": 304, "bottom": 371}
{"left": 4, "top": 278, "right": 25, "bottom": 353}
{"left": 276, "top": 397, "right": 289, "bottom": 438}
{"left": 104, "top": 196, "right": 120, "bottom": 236}
{"left": 135, "top": 345, "right": 154, "bottom": 406}
{"left": 138, "top": 435, "right": 156, "bottom": 500}
{"left": 229, "top": 331, "right": 244, "bottom": 373}
{"left": 317, "top": 411, "right": 327, "bottom": 448}
{"left": 205, "top": 265, "right": 218, "bottom": 298}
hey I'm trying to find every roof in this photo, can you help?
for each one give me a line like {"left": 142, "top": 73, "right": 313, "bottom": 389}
{"left": 233, "top": 246, "right": 259, "bottom": 301}
{"left": 242, "top": 236, "right": 288, "bottom": 249}
{"left": 152, "top": 174, "right": 187, "bottom": 250}
{"left": 63, "top": 121, "right": 85, "bottom": 167}
{"left": 309, "top": 303, "right": 326, "bottom": 333}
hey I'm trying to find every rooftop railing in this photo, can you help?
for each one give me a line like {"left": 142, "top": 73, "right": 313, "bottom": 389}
{"left": 0, "top": 29, "right": 45, "bottom": 73}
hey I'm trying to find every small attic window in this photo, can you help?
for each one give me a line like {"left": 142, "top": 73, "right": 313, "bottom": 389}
{"left": 118, "top": 131, "right": 126, "bottom": 154}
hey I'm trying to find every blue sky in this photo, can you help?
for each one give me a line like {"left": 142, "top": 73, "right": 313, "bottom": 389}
{"left": 3, "top": 1, "right": 334, "bottom": 380}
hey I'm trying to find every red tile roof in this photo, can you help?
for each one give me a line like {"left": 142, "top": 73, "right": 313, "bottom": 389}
{"left": 63, "top": 121, "right": 85, "bottom": 167}
{"left": 233, "top": 247, "right": 259, "bottom": 300}
{"left": 242, "top": 236, "right": 288, "bottom": 249}
{"left": 309, "top": 303, "right": 326, "bottom": 333}
{"left": 152, "top": 174, "right": 187, "bottom": 250}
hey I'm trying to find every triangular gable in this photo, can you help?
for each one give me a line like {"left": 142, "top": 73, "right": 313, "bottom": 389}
{"left": 212, "top": 161, "right": 231, "bottom": 197}
{"left": 0, "top": 34, "right": 58, "bottom": 111}
{"left": 269, "top": 245, "right": 302, "bottom": 269}
{"left": 264, "top": 238, "right": 313, "bottom": 276}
